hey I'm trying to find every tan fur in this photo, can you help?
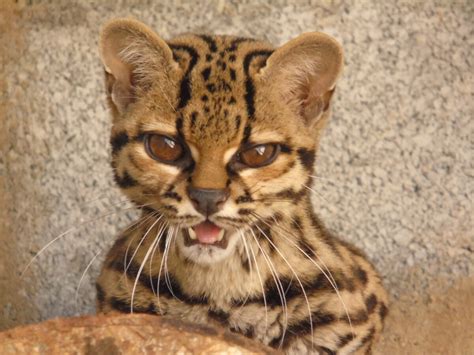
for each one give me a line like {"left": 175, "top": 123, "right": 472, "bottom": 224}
{"left": 96, "top": 18, "right": 388, "bottom": 354}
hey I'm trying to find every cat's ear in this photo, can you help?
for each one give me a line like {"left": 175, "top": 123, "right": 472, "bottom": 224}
{"left": 260, "top": 32, "right": 343, "bottom": 127}
{"left": 99, "top": 18, "right": 177, "bottom": 113}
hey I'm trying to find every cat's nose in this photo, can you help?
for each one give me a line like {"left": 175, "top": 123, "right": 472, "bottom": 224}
{"left": 187, "top": 187, "right": 230, "bottom": 216}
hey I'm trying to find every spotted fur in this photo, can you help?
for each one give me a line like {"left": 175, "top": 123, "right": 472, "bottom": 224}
{"left": 96, "top": 19, "right": 388, "bottom": 354}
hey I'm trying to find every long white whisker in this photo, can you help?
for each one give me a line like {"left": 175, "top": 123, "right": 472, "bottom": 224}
{"left": 74, "top": 249, "right": 102, "bottom": 311}
{"left": 252, "top": 219, "right": 314, "bottom": 349}
{"left": 257, "top": 212, "right": 354, "bottom": 335}
{"left": 20, "top": 202, "right": 149, "bottom": 277}
{"left": 125, "top": 215, "right": 162, "bottom": 273}
{"left": 249, "top": 227, "right": 288, "bottom": 348}
{"left": 148, "top": 222, "right": 168, "bottom": 296}
{"left": 130, "top": 223, "right": 163, "bottom": 313}
{"left": 240, "top": 229, "right": 268, "bottom": 332}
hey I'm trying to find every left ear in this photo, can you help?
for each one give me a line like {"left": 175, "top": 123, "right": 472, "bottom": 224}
{"left": 260, "top": 32, "right": 343, "bottom": 127}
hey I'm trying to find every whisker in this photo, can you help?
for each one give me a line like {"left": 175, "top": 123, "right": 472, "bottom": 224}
{"left": 251, "top": 218, "right": 314, "bottom": 349}
{"left": 248, "top": 227, "right": 288, "bottom": 348}
{"left": 20, "top": 201, "right": 152, "bottom": 277}
{"left": 240, "top": 229, "right": 268, "bottom": 332}
{"left": 130, "top": 223, "right": 164, "bottom": 313}
{"left": 74, "top": 249, "right": 102, "bottom": 312}
{"left": 255, "top": 211, "right": 354, "bottom": 336}
{"left": 124, "top": 215, "right": 163, "bottom": 278}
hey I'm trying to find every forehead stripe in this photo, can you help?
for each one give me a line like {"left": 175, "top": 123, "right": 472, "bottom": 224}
{"left": 243, "top": 50, "right": 274, "bottom": 120}
{"left": 169, "top": 44, "right": 199, "bottom": 109}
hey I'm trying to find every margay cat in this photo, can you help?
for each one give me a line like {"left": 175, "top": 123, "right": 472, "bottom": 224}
{"left": 96, "top": 18, "right": 388, "bottom": 354}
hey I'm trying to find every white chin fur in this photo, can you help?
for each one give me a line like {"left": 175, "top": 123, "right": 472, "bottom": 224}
{"left": 177, "top": 231, "right": 239, "bottom": 264}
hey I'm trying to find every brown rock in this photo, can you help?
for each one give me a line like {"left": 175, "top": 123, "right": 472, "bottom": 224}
{"left": 0, "top": 314, "right": 277, "bottom": 354}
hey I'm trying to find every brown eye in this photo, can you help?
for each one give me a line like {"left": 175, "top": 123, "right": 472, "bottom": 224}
{"left": 239, "top": 144, "right": 279, "bottom": 167}
{"left": 145, "top": 134, "right": 183, "bottom": 163}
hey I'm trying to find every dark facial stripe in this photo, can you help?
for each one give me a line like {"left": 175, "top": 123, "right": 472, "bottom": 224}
{"left": 169, "top": 45, "right": 199, "bottom": 109}
{"left": 243, "top": 50, "right": 273, "bottom": 119}
{"left": 114, "top": 170, "right": 138, "bottom": 188}
{"left": 297, "top": 147, "right": 316, "bottom": 171}
{"left": 110, "top": 132, "right": 129, "bottom": 155}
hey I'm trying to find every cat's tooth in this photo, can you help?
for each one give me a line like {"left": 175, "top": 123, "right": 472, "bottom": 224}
{"left": 188, "top": 228, "right": 197, "bottom": 240}
{"left": 217, "top": 229, "right": 225, "bottom": 242}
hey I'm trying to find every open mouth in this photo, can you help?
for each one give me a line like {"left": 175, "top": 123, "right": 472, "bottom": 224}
{"left": 183, "top": 220, "right": 229, "bottom": 249}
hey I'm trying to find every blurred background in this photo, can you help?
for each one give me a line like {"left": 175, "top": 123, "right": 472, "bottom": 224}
{"left": 0, "top": 0, "right": 472, "bottom": 353}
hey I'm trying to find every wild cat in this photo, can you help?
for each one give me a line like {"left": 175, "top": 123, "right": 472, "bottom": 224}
{"left": 96, "top": 18, "right": 388, "bottom": 354}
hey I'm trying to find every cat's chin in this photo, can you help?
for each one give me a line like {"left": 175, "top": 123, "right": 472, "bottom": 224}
{"left": 176, "top": 229, "right": 240, "bottom": 265}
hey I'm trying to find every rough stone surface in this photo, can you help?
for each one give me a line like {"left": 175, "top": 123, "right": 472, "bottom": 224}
{"left": 0, "top": 0, "right": 473, "bottom": 352}
{"left": 0, "top": 314, "right": 275, "bottom": 354}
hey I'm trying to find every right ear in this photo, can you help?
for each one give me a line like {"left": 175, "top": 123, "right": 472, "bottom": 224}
{"left": 99, "top": 18, "right": 177, "bottom": 114}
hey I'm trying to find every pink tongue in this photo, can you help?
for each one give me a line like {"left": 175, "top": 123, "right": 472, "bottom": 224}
{"left": 193, "top": 221, "right": 222, "bottom": 244}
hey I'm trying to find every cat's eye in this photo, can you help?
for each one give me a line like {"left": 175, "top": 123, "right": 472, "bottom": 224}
{"left": 239, "top": 144, "right": 280, "bottom": 168}
{"left": 145, "top": 134, "right": 183, "bottom": 163}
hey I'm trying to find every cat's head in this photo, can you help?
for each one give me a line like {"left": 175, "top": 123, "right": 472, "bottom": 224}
{"left": 99, "top": 18, "right": 343, "bottom": 264}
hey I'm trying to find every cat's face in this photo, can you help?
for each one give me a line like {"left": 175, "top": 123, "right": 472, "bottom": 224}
{"left": 101, "top": 20, "right": 343, "bottom": 264}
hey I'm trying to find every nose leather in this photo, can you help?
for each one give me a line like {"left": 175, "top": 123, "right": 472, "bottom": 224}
{"left": 187, "top": 187, "right": 229, "bottom": 216}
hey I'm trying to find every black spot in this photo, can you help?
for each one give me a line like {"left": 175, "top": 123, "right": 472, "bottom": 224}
{"left": 201, "top": 67, "right": 211, "bottom": 81}
{"left": 219, "top": 51, "right": 225, "bottom": 58}
{"left": 169, "top": 45, "right": 199, "bottom": 109}
{"left": 208, "top": 308, "right": 229, "bottom": 325}
{"left": 114, "top": 170, "right": 138, "bottom": 188}
{"left": 229, "top": 54, "right": 236, "bottom": 62}
{"left": 238, "top": 208, "right": 252, "bottom": 215}
{"left": 379, "top": 303, "right": 388, "bottom": 320}
{"left": 206, "top": 54, "right": 213, "bottom": 62}
{"left": 190, "top": 112, "right": 198, "bottom": 129}
{"left": 223, "top": 109, "right": 229, "bottom": 117}
{"left": 355, "top": 266, "right": 368, "bottom": 285}
{"left": 297, "top": 147, "right": 316, "bottom": 170}
{"left": 204, "top": 106, "right": 210, "bottom": 113}
{"left": 163, "top": 191, "right": 182, "bottom": 202}
{"left": 206, "top": 83, "right": 216, "bottom": 93}
{"left": 201, "top": 94, "right": 209, "bottom": 102}
{"left": 228, "top": 96, "right": 236, "bottom": 105}
{"left": 236, "top": 192, "right": 253, "bottom": 204}
{"left": 365, "top": 294, "right": 378, "bottom": 314}
{"left": 198, "top": 35, "right": 217, "bottom": 52}
{"left": 229, "top": 68, "right": 236, "bottom": 81}
{"left": 110, "top": 132, "right": 129, "bottom": 155}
